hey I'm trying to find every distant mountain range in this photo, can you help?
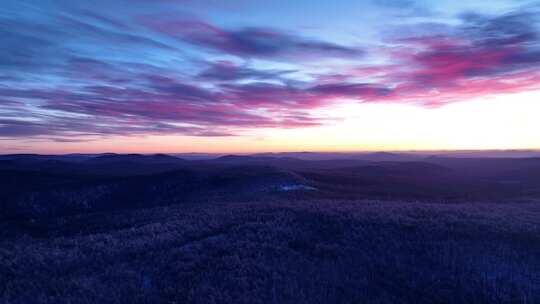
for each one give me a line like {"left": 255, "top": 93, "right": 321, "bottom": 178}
{"left": 1, "top": 152, "right": 540, "bottom": 222}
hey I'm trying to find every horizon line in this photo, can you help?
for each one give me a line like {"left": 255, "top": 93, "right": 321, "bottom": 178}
{"left": 2, "top": 148, "right": 540, "bottom": 156}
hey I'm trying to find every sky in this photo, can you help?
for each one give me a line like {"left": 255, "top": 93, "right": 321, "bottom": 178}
{"left": 1, "top": 0, "right": 540, "bottom": 153}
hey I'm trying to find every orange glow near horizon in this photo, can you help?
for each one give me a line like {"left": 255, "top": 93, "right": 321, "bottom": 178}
{"left": 3, "top": 90, "right": 540, "bottom": 154}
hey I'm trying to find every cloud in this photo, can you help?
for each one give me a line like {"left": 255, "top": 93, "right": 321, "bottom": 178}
{"left": 375, "top": 9, "right": 540, "bottom": 105}
{"left": 140, "top": 18, "right": 363, "bottom": 59}
{"left": 0, "top": 75, "right": 330, "bottom": 140}
{"left": 198, "top": 60, "right": 295, "bottom": 81}
{"left": 309, "top": 83, "right": 393, "bottom": 100}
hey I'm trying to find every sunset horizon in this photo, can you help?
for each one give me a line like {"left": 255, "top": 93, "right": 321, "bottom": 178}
{"left": 2, "top": 1, "right": 540, "bottom": 153}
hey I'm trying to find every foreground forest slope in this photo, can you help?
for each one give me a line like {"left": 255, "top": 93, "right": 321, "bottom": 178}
{"left": 1, "top": 200, "right": 540, "bottom": 304}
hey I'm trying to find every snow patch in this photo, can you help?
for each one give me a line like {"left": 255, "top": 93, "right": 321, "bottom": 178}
{"left": 279, "top": 184, "right": 317, "bottom": 191}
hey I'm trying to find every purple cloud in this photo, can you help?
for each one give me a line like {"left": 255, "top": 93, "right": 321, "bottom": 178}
{"left": 140, "top": 18, "right": 364, "bottom": 59}
{"left": 198, "top": 61, "right": 295, "bottom": 81}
